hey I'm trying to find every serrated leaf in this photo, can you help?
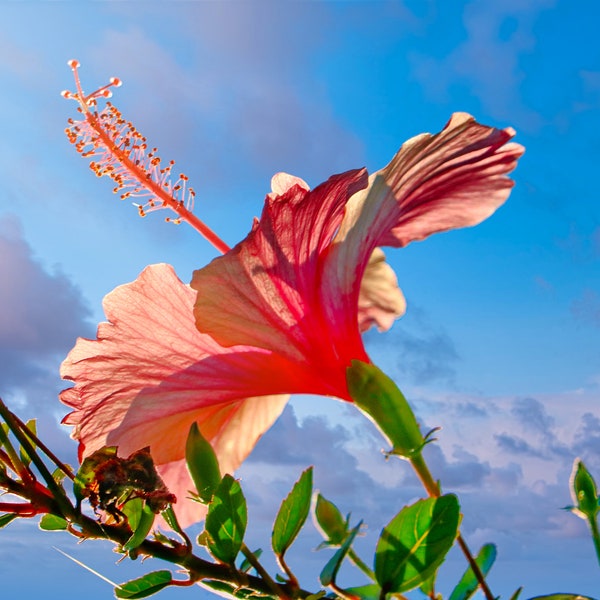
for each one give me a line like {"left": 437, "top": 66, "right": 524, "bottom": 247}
{"left": 185, "top": 422, "right": 222, "bottom": 504}
{"left": 448, "top": 543, "right": 496, "bottom": 600}
{"left": 314, "top": 493, "right": 348, "bottom": 545}
{"left": 375, "top": 494, "right": 460, "bottom": 594}
{"left": 115, "top": 570, "right": 172, "bottom": 599}
{"left": 205, "top": 474, "right": 247, "bottom": 564}
{"left": 0, "top": 513, "right": 19, "bottom": 529}
{"left": 123, "top": 503, "right": 155, "bottom": 552}
{"left": 320, "top": 521, "right": 362, "bottom": 586}
{"left": 272, "top": 467, "right": 312, "bottom": 558}
{"left": 39, "top": 514, "right": 68, "bottom": 531}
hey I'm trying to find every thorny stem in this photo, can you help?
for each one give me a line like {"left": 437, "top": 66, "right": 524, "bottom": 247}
{"left": 409, "top": 452, "right": 495, "bottom": 600}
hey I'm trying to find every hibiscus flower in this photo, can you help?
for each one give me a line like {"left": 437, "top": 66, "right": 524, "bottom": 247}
{"left": 61, "top": 64, "right": 524, "bottom": 527}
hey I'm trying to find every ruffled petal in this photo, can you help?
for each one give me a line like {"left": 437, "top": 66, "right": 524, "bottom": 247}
{"left": 321, "top": 113, "right": 523, "bottom": 347}
{"left": 375, "top": 112, "right": 525, "bottom": 247}
{"left": 60, "top": 263, "right": 289, "bottom": 526}
{"left": 191, "top": 169, "right": 370, "bottom": 389}
{"left": 358, "top": 248, "right": 406, "bottom": 333}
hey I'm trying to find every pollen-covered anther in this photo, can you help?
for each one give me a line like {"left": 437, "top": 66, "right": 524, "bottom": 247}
{"left": 62, "top": 60, "right": 233, "bottom": 255}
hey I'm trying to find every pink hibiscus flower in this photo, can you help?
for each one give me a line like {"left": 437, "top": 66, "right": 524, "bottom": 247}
{"left": 61, "top": 64, "right": 524, "bottom": 527}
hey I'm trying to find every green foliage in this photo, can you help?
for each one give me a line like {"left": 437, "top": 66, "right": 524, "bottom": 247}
{"left": 185, "top": 422, "right": 222, "bottom": 504}
{"left": 319, "top": 521, "right": 361, "bottom": 586}
{"left": 114, "top": 570, "right": 172, "bottom": 599}
{"left": 448, "top": 543, "right": 496, "bottom": 600}
{"left": 200, "top": 579, "right": 276, "bottom": 600}
{"left": 39, "top": 514, "right": 68, "bottom": 531}
{"left": 314, "top": 493, "right": 349, "bottom": 546}
{"left": 239, "top": 548, "right": 263, "bottom": 573}
{"left": 570, "top": 460, "right": 599, "bottom": 520}
{"left": 205, "top": 474, "right": 247, "bottom": 564}
{"left": 0, "top": 513, "right": 18, "bottom": 529}
{"left": 123, "top": 503, "right": 155, "bottom": 552}
{"left": 346, "top": 360, "right": 424, "bottom": 459}
{"left": 272, "top": 467, "right": 313, "bottom": 558}
{"left": 375, "top": 494, "right": 460, "bottom": 594}
{"left": 526, "top": 596, "right": 598, "bottom": 600}
{"left": 18, "top": 419, "right": 37, "bottom": 466}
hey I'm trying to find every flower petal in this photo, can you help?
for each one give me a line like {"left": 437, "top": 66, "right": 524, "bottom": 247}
{"left": 358, "top": 247, "right": 406, "bottom": 333}
{"left": 321, "top": 113, "right": 523, "bottom": 347}
{"left": 60, "top": 263, "right": 289, "bottom": 526}
{"left": 191, "top": 170, "right": 370, "bottom": 397}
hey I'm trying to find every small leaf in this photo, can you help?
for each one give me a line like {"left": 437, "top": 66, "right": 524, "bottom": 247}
{"left": 123, "top": 503, "right": 155, "bottom": 552}
{"left": 343, "top": 584, "right": 382, "bottom": 600}
{"left": 122, "top": 497, "right": 144, "bottom": 531}
{"left": 509, "top": 589, "right": 523, "bottom": 600}
{"left": 448, "top": 543, "right": 496, "bottom": 600}
{"left": 115, "top": 570, "right": 172, "bottom": 599}
{"left": 347, "top": 361, "right": 424, "bottom": 459}
{"left": 569, "top": 460, "right": 599, "bottom": 520}
{"left": 39, "top": 514, "right": 68, "bottom": 531}
{"left": 18, "top": 419, "right": 37, "bottom": 466}
{"left": 205, "top": 474, "right": 247, "bottom": 564}
{"left": 320, "top": 521, "right": 362, "bottom": 586}
{"left": 314, "top": 493, "right": 348, "bottom": 545}
{"left": 272, "top": 467, "right": 313, "bottom": 558}
{"left": 0, "top": 513, "right": 19, "bottom": 529}
{"left": 185, "top": 422, "right": 222, "bottom": 504}
{"left": 375, "top": 494, "right": 460, "bottom": 594}
{"left": 201, "top": 579, "right": 277, "bottom": 600}
{"left": 239, "top": 548, "right": 263, "bottom": 573}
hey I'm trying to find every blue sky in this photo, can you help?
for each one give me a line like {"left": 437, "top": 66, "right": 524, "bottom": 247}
{"left": 0, "top": 1, "right": 599, "bottom": 598}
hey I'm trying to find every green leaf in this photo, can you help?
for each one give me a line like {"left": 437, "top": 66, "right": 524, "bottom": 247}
{"left": 343, "top": 584, "right": 382, "bottom": 600}
{"left": 509, "top": 589, "right": 523, "bottom": 600}
{"left": 448, "top": 543, "right": 496, "bottom": 600}
{"left": 0, "top": 513, "right": 19, "bottom": 529}
{"left": 123, "top": 503, "right": 155, "bottom": 552}
{"left": 115, "top": 570, "right": 172, "bottom": 599}
{"left": 272, "top": 467, "right": 313, "bottom": 558}
{"left": 200, "top": 579, "right": 277, "bottom": 600}
{"left": 375, "top": 494, "right": 460, "bottom": 594}
{"left": 122, "top": 497, "right": 144, "bottom": 531}
{"left": 314, "top": 493, "right": 348, "bottom": 545}
{"left": 205, "top": 474, "right": 247, "bottom": 564}
{"left": 39, "top": 514, "right": 68, "bottom": 531}
{"left": 346, "top": 361, "right": 424, "bottom": 459}
{"left": 320, "top": 521, "right": 362, "bottom": 586}
{"left": 570, "top": 460, "right": 599, "bottom": 520}
{"left": 18, "top": 419, "right": 37, "bottom": 466}
{"left": 185, "top": 422, "right": 222, "bottom": 504}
